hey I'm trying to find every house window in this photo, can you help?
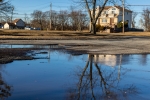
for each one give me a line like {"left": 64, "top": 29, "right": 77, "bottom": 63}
{"left": 112, "top": 11, "right": 115, "bottom": 14}
{"left": 102, "top": 19, "right": 107, "bottom": 23}
{"left": 112, "top": 8, "right": 116, "bottom": 10}
{"left": 103, "top": 11, "right": 107, "bottom": 14}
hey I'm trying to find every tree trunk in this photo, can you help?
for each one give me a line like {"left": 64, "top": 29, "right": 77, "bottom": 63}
{"left": 90, "top": 22, "right": 92, "bottom": 33}
{"left": 40, "top": 23, "right": 43, "bottom": 30}
{"left": 92, "top": 23, "right": 96, "bottom": 34}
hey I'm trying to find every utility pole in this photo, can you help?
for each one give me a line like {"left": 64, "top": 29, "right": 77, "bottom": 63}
{"left": 24, "top": 13, "right": 28, "bottom": 24}
{"left": 78, "top": 11, "right": 81, "bottom": 31}
{"left": 11, "top": 7, "right": 14, "bottom": 22}
{"left": 122, "top": 0, "right": 125, "bottom": 33}
{"left": 49, "top": 3, "right": 52, "bottom": 30}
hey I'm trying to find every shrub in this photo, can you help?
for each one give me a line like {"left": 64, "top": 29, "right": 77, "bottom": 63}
{"left": 96, "top": 25, "right": 106, "bottom": 31}
{"left": 100, "top": 26, "right": 105, "bottom": 30}
{"left": 117, "top": 22, "right": 123, "bottom": 28}
{"left": 96, "top": 25, "right": 101, "bottom": 31}
{"left": 117, "top": 21, "right": 128, "bottom": 28}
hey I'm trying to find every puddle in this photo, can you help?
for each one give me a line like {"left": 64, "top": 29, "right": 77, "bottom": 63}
{"left": 0, "top": 44, "right": 58, "bottom": 49}
{"left": 0, "top": 45, "right": 150, "bottom": 100}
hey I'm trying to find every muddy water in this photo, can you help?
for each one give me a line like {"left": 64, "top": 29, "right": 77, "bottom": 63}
{"left": 0, "top": 45, "right": 150, "bottom": 100}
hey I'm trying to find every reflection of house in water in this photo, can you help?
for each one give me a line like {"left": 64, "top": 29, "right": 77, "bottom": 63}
{"left": 93, "top": 54, "right": 131, "bottom": 67}
{"left": 93, "top": 55, "right": 117, "bottom": 67}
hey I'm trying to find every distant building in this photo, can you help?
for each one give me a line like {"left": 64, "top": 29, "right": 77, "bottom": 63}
{"left": 13, "top": 19, "right": 25, "bottom": 29}
{"left": 99, "top": 6, "right": 132, "bottom": 27}
{"left": 4, "top": 23, "right": 16, "bottom": 29}
{"left": 90, "top": 6, "right": 132, "bottom": 29}
{"left": 3, "top": 19, "right": 25, "bottom": 29}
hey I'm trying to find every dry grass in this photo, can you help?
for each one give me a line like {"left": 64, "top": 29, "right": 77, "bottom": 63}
{"left": 0, "top": 29, "right": 150, "bottom": 40}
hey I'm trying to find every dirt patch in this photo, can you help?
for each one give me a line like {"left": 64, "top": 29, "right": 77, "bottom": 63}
{"left": 0, "top": 48, "right": 41, "bottom": 64}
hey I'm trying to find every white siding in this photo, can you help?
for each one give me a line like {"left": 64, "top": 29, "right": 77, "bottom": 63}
{"left": 94, "top": 6, "right": 132, "bottom": 28}
{"left": 118, "top": 15, "right": 122, "bottom": 22}
{"left": 93, "top": 55, "right": 117, "bottom": 67}
{"left": 125, "top": 12, "right": 132, "bottom": 28}
{"left": 4, "top": 23, "right": 10, "bottom": 29}
{"left": 107, "top": 7, "right": 119, "bottom": 17}
{"left": 117, "top": 10, "right": 132, "bottom": 28}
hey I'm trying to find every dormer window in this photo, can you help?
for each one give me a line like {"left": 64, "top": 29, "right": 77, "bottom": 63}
{"left": 112, "top": 8, "right": 116, "bottom": 10}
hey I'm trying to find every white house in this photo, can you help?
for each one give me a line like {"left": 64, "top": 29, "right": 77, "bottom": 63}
{"left": 4, "top": 23, "right": 16, "bottom": 29}
{"left": 95, "top": 6, "right": 132, "bottom": 28}
{"left": 93, "top": 55, "right": 117, "bottom": 67}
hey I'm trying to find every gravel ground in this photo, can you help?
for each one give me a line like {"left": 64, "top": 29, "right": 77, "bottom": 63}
{"left": 0, "top": 38, "right": 150, "bottom": 54}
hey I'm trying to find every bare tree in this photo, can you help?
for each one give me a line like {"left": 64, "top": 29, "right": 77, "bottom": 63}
{"left": 75, "top": 0, "right": 109, "bottom": 34}
{"left": 0, "top": 0, "right": 13, "bottom": 21}
{"left": 140, "top": 8, "right": 150, "bottom": 31}
{"left": 43, "top": 10, "right": 58, "bottom": 30}
{"left": 24, "top": 13, "right": 30, "bottom": 24}
{"left": 74, "top": 0, "right": 122, "bottom": 34}
{"left": 69, "top": 7, "right": 88, "bottom": 31}
{"left": 69, "top": 9, "right": 80, "bottom": 31}
{"left": 51, "top": 11, "right": 58, "bottom": 30}
{"left": 31, "top": 10, "right": 47, "bottom": 30}
{"left": 57, "top": 10, "right": 69, "bottom": 31}
{"left": 67, "top": 54, "right": 139, "bottom": 100}
{"left": 79, "top": 11, "right": 89, "bottom": 31}
{"left": 132, "top": 12, "right": 138, "bottom": 28}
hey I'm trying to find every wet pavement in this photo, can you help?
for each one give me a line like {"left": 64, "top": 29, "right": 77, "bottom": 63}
{"left": 1, "top": 38, "right": 150, "bottom": 54}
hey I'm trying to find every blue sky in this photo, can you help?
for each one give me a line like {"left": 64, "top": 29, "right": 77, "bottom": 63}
{"left": 127, "top": 0, "right": 150, "bottom": 12}
{"left": 10, "top": 0, "right": 74, "bottom": 19}
{"left": 10, "top": 0, "right": 150, "bottom": 26}
{"left": 126, "top": 0, "right": 150, "bottom": 27}
{"left": 11, "top": 0, "right": 150, "bottom": 12}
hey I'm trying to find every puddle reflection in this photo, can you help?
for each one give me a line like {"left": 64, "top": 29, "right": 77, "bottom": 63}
{"left": 0, "top": 64, "right": 12, "bottom": 99}
{"left": 0, "top": 46, "right": 150, "bottom": 100}
{"left": 67, "top": 54, "right": 139, "bottom": 100}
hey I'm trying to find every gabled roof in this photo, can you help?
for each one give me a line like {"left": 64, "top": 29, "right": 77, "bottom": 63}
{"left": 102, "top": 6, "right": 132, "bottom": 13}
{"left": 115, "top": 6, "right": 132, "bottom": 12}
{"left": 13, "top": 19, "right": 21, "bottom": 23}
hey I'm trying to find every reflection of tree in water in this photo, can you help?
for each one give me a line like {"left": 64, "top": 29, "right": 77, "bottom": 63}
{"left": 0, "top": 64, "right": 12, "bottom": 99}
{"left": 67, "top": 54, "right": 139, "bottom": 100}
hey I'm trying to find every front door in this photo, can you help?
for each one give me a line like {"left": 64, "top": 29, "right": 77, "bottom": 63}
{"left": 110, "top": 18, "right": 114, "bottom": 25}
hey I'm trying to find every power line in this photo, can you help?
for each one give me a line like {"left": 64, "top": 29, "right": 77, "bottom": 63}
{"left": 14, "top": 1, "right": 51, "bottom": 8}
{"left": 128, "top": 5, "right": 150, "bottom": 6}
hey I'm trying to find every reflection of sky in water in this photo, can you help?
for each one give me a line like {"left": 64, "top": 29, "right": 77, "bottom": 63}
{"left": 0, "top": 44, "right": 54, "bottom": 49}
{"left": 0, "top": 45, "right": 34, "bottom": 48}
{"left": 1, "top": 50, "right": 150, "bottom": 100}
